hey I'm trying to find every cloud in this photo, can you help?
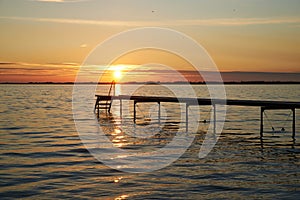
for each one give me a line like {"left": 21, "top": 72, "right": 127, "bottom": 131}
{"left": 1, "top": 16, "right": 299, "bottom": 27}
{"left": 177, "top": 18, "right": 300, "bottom": 26}
{"left": 1, "top": 61, "right": 300, "bottom": 82}
{"left": 32, "top": 0, "right": 89, "bottom": 3}
{"left": 34, "top": 0, "right": 66, "bottom": 2}
{"left": 0, "top": 62, "right": 79, "bottom": 72}
{"left": 0, "top": 62, "right": 80, "bottom": 81}
{"left": 0, "top": 62, "right": 17, "bottom": 65}
{"left": 80, "top": 44, "right": 87, "bottom": 48}
{"left": 46, "top": 62, "right": 79, "bottom": 66}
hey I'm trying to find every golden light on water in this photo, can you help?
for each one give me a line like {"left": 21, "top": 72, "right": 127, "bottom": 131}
{"left": 114, "top": 128, "right": 122, "bottom": 134}
{"left": 114, "top": 194, "right": 128, "bottom": 200}
{"left": 114, "top": 177, "right": 123, "bottom": 183}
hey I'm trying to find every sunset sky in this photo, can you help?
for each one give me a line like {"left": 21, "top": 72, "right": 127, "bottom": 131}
{"left": 0, "top": 0, "right": 299, "bottom": 82}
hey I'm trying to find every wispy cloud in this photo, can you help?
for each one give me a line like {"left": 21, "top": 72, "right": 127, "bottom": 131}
{"left": 31, "top": 0, "right": 89, "bottom": 3}
{"left": 0, "top": 16, "right": 132, "bottom": 26}
{"left": 1, "top": 16, "right": 299, "bottom": 27}
{"left": 0, "top": 62, "right": 18, "bottom": 65}
{"left": 178, "top": 18, "right": 300, "bottom": 26}
{"left": 0, "top": 62, "right": 79, "bottom": 71}
{"left": 34, "top": 0, "right": 66, "bottom": 2}
{"left": 0, "top": 62, "right": 80, "bottom": 81}
{"left": 1, "top": 61, "right": 300, "bottom": 82}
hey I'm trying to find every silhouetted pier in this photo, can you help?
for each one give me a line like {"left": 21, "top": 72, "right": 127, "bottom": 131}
{"left": 95, "top": 95, "right": 299, "bottom": 138}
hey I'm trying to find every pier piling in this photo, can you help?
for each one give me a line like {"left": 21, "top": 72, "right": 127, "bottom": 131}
{"left": 293, "top": 108, "right": 296, "bottom": 139}
{"left": 186, "top": 103, "right": 189, "bottom": 132}
{"left": 95, "top": 95, "right": 299, "bottom": 139}
{"left": 134, "top": 101, "right": 137, "bottom": 124}
{"left": 260, "top": 107, "right": 264, "bottom": 138}
{"left": 158, "top": 102, "right": 161, "bottom": 125}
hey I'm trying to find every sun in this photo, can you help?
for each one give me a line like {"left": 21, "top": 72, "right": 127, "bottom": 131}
{"left": 113, "top": 69, "right": 122, "bottom": 80}
{"left": 110, "top": 65, "right": 125, "bottom": 81}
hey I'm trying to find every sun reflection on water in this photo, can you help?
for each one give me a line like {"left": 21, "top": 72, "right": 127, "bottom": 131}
{"left": 114, "top": 194, "right": 129, "bottom": 200}
{"left": 113, "top": 177, "right": 123, "bottom": 183}
{"left": 115, "top": 83, "right": 121, "bottom": 96}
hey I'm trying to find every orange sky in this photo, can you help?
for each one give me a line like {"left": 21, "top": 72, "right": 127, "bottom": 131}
{"left": 0, "top": 0, "right": 299, "bottom": 82}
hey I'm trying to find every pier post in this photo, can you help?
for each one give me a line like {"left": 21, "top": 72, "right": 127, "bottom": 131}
{"left": 94, "top": 97, "right": 98, "bottom": 112}
{"left": 120, "top": 99, "right": 122, "bottom": 118}
{"left": 292, "top": 108, "right": 296, "bottom": 139}
{"left": 113, "top": 81, "right": 116, "bottom": 96}
{"left": 213, "top": 104, "right": 216, "bottom": 135}
{"left": 158, "top": 102, "right": 161, "bottom": 125}
{"left": 260, "top": 107, "right": 264, "bottom": 138}
{"left": 96, "top": 97, "right": 100, "bottom": 118}
{"left": 134, "top": 101, "right": 137, "bottom": 124}
{"left": 186, "top": 103, "right": 189, "bottom": 132}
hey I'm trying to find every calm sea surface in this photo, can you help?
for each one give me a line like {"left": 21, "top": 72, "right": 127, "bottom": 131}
{"left": 0, "top": 84, "right": 299, "bottom": 199}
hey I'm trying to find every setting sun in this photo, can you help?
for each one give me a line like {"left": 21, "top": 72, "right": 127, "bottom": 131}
{"left": 110, "top": 65, "right": 125, "bottom": 81}
{"left": 114, "top": 70, "right": 122, "bottom": 80}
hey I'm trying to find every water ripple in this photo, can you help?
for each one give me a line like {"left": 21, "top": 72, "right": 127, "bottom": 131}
{"left": 0, "top": 84, "right": 299, "bottom": 199}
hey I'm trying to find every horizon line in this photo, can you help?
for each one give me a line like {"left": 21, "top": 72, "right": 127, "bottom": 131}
{"left": 1, "top": 81, "right": 300, "bottom": 85}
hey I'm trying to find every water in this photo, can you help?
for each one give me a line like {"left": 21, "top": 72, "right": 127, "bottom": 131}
{"left": 0, "top": 84, "right": 299, "bottom": 199}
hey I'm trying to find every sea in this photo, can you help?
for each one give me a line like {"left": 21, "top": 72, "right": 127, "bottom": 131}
{"left": 0, "top": 84, "right": 299, "bottom": 199}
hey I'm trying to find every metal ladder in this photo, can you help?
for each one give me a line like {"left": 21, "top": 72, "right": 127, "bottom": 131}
{"left": 94, "top": 80, "right": 115, "bottom": 114}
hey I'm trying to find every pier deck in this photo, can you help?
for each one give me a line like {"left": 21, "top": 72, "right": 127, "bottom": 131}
{"left": 96, "top": 95, "right": 300, "bottom": 108}
{"left": 95, "top": 95, "right": 300, "bottom": 138}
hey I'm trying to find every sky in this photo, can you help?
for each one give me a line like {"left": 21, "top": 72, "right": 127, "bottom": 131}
{"left": 0, "top": 0, "right": 299, "bottom": 82}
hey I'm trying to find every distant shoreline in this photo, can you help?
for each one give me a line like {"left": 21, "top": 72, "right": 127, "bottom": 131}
{"left": 1, "top": 81, "right": 300, "bottom": 85}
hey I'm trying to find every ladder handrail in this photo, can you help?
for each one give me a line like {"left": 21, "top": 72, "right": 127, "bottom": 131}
{"left": 107, "top": 80, "right": 115, "bottom": 97}
{"left": 94, "top": 80, "right": 116, "bottom": 114}
{"left": 106, "top": 80, "right": 115, "bottom": 112}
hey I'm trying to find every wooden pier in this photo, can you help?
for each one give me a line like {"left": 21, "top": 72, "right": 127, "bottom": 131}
{"left": 95, "top": 95, "right": 300, "bottom": 138}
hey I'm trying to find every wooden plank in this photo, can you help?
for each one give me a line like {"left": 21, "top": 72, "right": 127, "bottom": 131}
{"left": 94, "top": 94, "right": 298, "bottom": 138}
{"left": 95, "top": 95, "right": 300, "bottom": 108}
